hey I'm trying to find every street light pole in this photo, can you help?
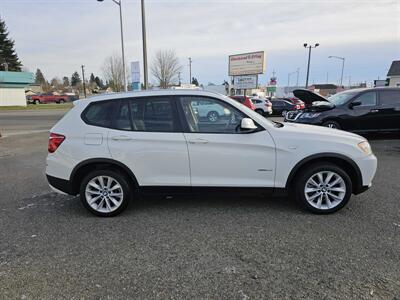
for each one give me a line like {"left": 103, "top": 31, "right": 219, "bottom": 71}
{"left": 81, "top": 65, "right": 87, "bottom": 98}
{"left": 97, "top": 0, "right": 127, "bottom": 92}
{"left": 188, "top": 57, "right": 192, "bottom": 84}
{"left": 141, "top": 0, "right": 148, "bottom": 90}
{"left": 303, "top": 43, "right": 319, "bottom": 88}
{"left": 328, "top": 55, "right": 345, "bottom": 87}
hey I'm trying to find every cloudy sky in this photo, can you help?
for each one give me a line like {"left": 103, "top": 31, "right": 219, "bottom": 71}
{"left": 1, "top": 0, "right": 399, "bottom": 86}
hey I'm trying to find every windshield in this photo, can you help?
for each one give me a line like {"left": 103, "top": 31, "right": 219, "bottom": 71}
{"left": 328, "top": 92, "right": 357, "bottom": 106}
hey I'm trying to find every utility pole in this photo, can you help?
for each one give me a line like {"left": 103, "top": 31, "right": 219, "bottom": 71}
{"left": 296, "top": 68, "right": 299, "bottom": 87}
{"left": 81, "top": 65, "right": 87, "bottom": 98}
{"left": 178, "top": 72, "right": 181, "bottom": 86}
{"left": 303, "top": 43, "right": 319, "bottom": 88}
{"left": 141, "top": 0, "right": 148, "bottom": 90}
{"left": 188, "top": 57, "right": 192, "bottom": 84}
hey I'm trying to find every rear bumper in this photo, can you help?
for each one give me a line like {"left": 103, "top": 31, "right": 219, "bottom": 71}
{"left": 46, "top": 175, "right": 74, "bottom": 195}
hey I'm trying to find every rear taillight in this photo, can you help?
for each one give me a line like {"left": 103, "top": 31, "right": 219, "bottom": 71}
{"left": 265, "top": 102, "right": 272, "bottom": 107}
{"left": 296, "top": 104, "right": 300, "bottom": 110}
{"left": 48, "top": 133, "right": 65, "bottom": 153}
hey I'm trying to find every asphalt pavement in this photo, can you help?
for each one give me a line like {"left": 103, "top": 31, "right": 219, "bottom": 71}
{"left": 0, "top": 109, "right": 399, "bottom": 299}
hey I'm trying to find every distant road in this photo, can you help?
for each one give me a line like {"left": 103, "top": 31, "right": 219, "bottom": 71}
{"left": 0, "top": 109, "right": 68, "bottom": 137}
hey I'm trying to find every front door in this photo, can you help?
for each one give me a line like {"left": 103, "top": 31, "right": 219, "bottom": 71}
{"left": 177, "top": 96, "right": 276, "bottom": 188}
{"left": 348, "top": 91, "right": 380, "bottom": 132}
{"left": 107, "top": 97, "right": 190, "bottom": 187}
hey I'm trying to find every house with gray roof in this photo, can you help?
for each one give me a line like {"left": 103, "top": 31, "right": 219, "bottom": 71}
{"left": 387, "top": 60, "right": 400, "bottom": 87}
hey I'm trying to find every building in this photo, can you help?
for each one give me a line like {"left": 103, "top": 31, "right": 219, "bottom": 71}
{"left": 308, "top": 84, "right": 339, "bottom": 96}
{"left": 387, "top": 60, "right": 400, "bottom": 87}
{"left": 0, "top": 71, "right": 34, "bottom": 106}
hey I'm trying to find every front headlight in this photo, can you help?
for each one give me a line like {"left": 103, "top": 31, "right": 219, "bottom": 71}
{"left": 358, "top": 141, "right": 372, "bottom": 155}
{"left": 299, "top": 112, "right": 321, "bottom": 119}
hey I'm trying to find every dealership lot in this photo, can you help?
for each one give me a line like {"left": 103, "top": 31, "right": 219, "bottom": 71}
{"left": 0, "top": 109, "right": 399, "bottom": 299}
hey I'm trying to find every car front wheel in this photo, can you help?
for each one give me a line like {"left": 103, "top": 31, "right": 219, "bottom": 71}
{"left": 323, "top": 120, "right": 341, "bottom": 129}
{"left": 295, "top": 163, "right": 352, "bottom": 214}
{"left": 80, "top": 170, "right": 131, "bottom": 217}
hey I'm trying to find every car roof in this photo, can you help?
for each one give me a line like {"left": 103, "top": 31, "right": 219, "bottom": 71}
{"left": 80, "top": 89, "right": 226, "bottom": 103}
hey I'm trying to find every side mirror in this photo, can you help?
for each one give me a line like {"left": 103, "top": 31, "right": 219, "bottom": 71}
{"left": 241, "top": 118, "right": 257, "bottom": 130}
{"left": 349, "top": 100, "right": 361, "bottom": 109}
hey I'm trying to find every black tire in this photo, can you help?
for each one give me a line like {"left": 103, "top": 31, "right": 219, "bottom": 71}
{"left": 34, "top": 100, "right": 40, "bottom": 105}
{"left": 322, "top": 120, "right": 341, "bottom": 129}
{"left": 281, "top": 110, "right": 288, "bottom": 117}
{"left": 58, "top": 99, "right": 65, "bottom": 104}
{"left": 255, "top": 109, "right": 264, "bottom": 116}
{"left": 294, "top": 163, "right": 352, "bottom": 214}
{"left": 80, "top": 169, "right": 131, "bottom": 217}
{"left": 207, "top": 111, "right": 219, "bottom": 122}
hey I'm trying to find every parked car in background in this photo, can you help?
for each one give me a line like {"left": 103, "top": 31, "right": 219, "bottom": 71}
{"left": 251, "top": 98, "right": 273, "bottom": 116}
{"left": 191, "top": 99, "right": 231, "bottom": 122}
{"left": 284, "top": 97, "right": 305, "bottom": 109}
{"left": 46, "top": 90, "right": 377, "bottom": 216}
{"left": 285, "top": 88, "right": 400, "bottom": 133}
{"left": 270, "top": 99, "right": 301, "bottom": 116}
{"left": 29, "top": 92, "right": 70, "bottom": 104}
{"left": 230, "top": 95, "right": 255, "bottom": 110}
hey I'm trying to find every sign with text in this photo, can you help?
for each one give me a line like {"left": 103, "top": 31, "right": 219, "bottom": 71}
{"left": 229, "top": 51, "right": 265, "bottom": 76}
{"left": 130, "top": 61, "right": 140, "bottom": 84}
{"left": 233, "top": 75, "right": 258, "bottom": 89}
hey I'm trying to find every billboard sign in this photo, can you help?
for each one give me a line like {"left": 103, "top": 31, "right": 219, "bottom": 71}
{"left": 233, "top": 75, "right": 258, "bottom": 89}
{"left": 229, "top": 51, "right": 265, "bottom": 76}
{"left": 130, "top": 61, "right": 140, "bottom": 84}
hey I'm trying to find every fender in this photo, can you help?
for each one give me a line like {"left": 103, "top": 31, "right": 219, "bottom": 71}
{"left": 285, "top": 152, "right": 362, "bottom": 190}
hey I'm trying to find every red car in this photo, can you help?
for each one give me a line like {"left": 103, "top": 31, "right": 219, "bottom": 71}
{"left": 229, "top": 95, "right": 255, "bottom": 110}
{"left": 30, "top": 93, "right": 69, "bottom": 104}
{"left": 284, "top": 97, "right": 305, "bottom": 109}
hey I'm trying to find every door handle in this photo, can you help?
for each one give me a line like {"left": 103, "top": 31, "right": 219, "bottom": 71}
{"left": 370, "top": 109, "right": 379, "bottom": 113}
{"left": 111, "top": 135, "right": 134, "bottom": 141}
{"left": 188, "top": 138, "right": 209, "bottom": 144}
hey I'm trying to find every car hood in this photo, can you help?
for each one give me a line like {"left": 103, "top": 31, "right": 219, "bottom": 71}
{"left": 293, "top": 89, "right": 330, "bottom": 105}
{"left": 279, "top": 122, "right": 365, "bottom": 142}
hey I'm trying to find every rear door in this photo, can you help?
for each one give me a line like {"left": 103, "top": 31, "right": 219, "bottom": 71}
{"left": 107, "top": 97, "right": 190, "bottom": 186}
{"left": 377, "top": 89, "right": 400, "bottom": 131}
{"left": 348, "top": 91, "right": 380, "bottom": 132}
{"left": 177, "top": 95, "right": 276, "bottom": 188}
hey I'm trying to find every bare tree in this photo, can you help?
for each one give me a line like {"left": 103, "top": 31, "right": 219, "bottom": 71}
{"left": 102, "top": 54, "right": 125, "bottom": 92}
{"left": 151, "top": 50, "right": 182, "bottom": 89}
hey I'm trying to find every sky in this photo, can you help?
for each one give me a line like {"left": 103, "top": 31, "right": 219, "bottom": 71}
{"left": 1, "top": 0, "right": 399, "bottom": 87}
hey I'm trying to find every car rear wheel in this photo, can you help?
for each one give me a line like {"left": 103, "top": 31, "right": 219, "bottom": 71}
{"left": 323, "top": 120, "right": 341, "bottom": 129}
{"left": 294, "top": 163, "right": 352, "bottom": 214}
{"left": 80, "top": 170, "right": 131, "bottom": 217}
{"left": 34, "top": 100, "right": 40, "bottom": 105}
{"left": 58, "top": 99, "right": 65, "bottom": 104}
{"left": 207, "top": 111, "right": 219, "bottom": 122}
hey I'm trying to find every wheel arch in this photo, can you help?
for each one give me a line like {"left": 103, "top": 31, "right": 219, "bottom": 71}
{"left": 70, "top": 158, "right": 139, "bottom": 195}
{"left": 285, "top": 153, "right": 362, "bottom": 194}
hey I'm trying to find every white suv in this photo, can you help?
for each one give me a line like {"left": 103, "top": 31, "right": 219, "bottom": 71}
{"left": 46, "top": 90, "right": 377, "bottom": 217}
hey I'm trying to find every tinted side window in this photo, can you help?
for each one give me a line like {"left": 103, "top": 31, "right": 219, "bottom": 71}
{"left": 114, "top": 101, "right": 131, "bottom": 130}
{"left": 354, "top": 92, "right": 376, "bottom": 107}
{"left": 83, "top": 101, "right": 116, "bottom": 127}
{"left": 129, "top": 97, "right": 176, "bottom": 132}
{"left": 379, "top": 90, "right": 400, "bottom": 107}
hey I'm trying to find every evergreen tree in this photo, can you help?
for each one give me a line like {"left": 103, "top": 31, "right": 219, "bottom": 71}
{"left": 34, "top": 68, "right": 46, "bottom": 86}
{"left": 62, "top": 76, "right": 70, "bottom": 87}
{"left": 0, "top": 17, "right": 22, "bottom": 71}
{"left": 71, "top": 71, "right": 81, "bottom": 87}
{"left": 191, "top": 77, "right": 199, "bottom": 86}
{"left": 89, "top": 73, "right": 96, "bottom": 84}
{"left": 95, "top": 76, "right": 104, "bottom": 89}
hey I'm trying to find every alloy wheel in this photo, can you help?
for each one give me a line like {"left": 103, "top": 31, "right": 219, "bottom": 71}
{"left": 304, "top": 171, "right": 346, "bottom": 210}
{"left": 85, "top": 176, "right": 124, "bottom": 213}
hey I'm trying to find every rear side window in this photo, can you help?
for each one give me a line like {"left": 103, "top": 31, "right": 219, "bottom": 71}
{"left": 82, "top": 101, "right": 116, "bottom": 127}
{"left": 354, "top": 92, "right": 376, "bottom": 107}
{"left": 379, "top": 90, "right": 400, "bottom": 107}
{"left": 130, "top": 97, "right": 177, "bottom": 132}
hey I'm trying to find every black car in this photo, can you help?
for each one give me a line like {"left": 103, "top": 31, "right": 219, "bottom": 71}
{"left": 270, "top": 99, "right": 300, "bottom": 116}
{"left": 285, "top": 87, "right": 400, "bottom": 133}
